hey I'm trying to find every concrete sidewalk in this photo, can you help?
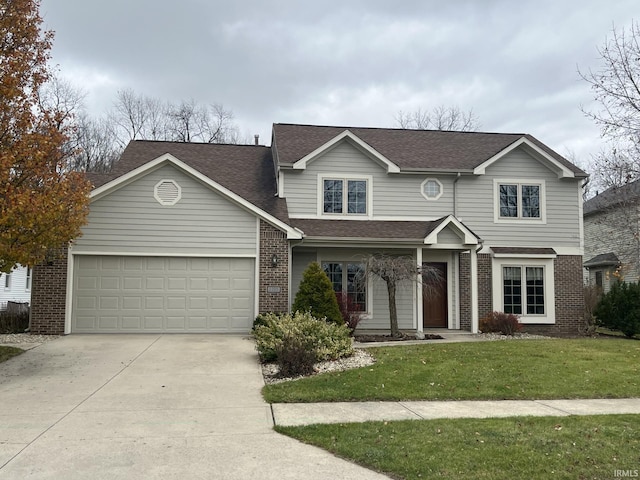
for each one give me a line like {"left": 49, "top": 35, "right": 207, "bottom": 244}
{"left": 272, "top": 398, "right": 640, "bottom": 426}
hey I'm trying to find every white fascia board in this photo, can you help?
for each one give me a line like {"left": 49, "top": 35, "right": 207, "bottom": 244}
{"left": 90, "top": 153, "right": 302, "bottom": 240}
{"left": 292, "top": 130, "right": 401, "bottom": 173}
{"left": 473, "top": 137, "right": 575, "bottom": 178}
{"left": 424, "top": 215, "right": 479, "bottom": 245}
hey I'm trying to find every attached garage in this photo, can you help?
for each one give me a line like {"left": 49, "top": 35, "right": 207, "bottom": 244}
{"left": 72, "top": 256, "right": 254, "bottom": 333}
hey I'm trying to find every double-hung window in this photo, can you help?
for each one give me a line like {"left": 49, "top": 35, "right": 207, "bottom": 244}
{"left": 322, "top": 178, "right": 368, "bottom": 216}
{"left": 322, "top": 261, "right": 367, "bottom": 312}
{"left": 502, "top": 265, "right": 545, "bottom": 315}
{"left": 495, "top": 180, "right": 545, "bottom": 222}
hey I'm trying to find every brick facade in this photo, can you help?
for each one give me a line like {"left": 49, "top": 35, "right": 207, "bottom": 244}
{"left": 258, "top": 220, "right": 290, "bottom": 313}
{"left": 460, "top": 251, "right": 585, "bottom": 335}
{"left": 30, "top": 247, "right": 68, "bottom": 335}
{"left": 523, "top": 255, "right": 584, "bottom": 336}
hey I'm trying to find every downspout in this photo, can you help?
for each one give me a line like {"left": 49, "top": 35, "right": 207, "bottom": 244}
{"left": 453, "top": 172, "right": 462, "bottom": 218}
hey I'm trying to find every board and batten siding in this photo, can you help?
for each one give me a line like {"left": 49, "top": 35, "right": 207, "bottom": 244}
{"left": 282, "top": 141, "right": 455, "bottom": 219}
{"left": 74, "top": 164, "right": 257, "bottom": 255}
{"left": 456, "top": 149, "right": 582, "bottom": 248}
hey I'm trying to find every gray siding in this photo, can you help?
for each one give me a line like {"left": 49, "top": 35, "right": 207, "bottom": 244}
{"left": 457, "top": 150, "right": 582, "bottom": 248}
{"left": 283, "top": 141, "right": 455, "bottom": 219}
{"left": 74, "top": 164, "right": 257, "bottom": 255}
{"left": 291, "top": 247, "right": 414, "bottom": 330}
{"left": 584, "top": 207, "right": 640, "bottom": 284}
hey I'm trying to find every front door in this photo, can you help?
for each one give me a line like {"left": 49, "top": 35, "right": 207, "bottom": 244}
{"left": 423, "top": 262, "right": 448, "bottom": 328}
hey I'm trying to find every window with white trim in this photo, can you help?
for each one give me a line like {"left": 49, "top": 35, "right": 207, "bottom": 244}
{"left": 421, "top": 178, "right": 443, "bottom": 200}
{"left": 491, "top": 256, "right": 555, "bottom": 324}
{"left": 322, "top": 261, "right": 366, "bottom": 311}
{"left": 498, "top": 182, "right": 542, "bottom": 219}
{"left": 4, "top": 273, "right": 11, "bottom": 290}
{"left": 25, "top": 267, "right": 32, "bottom": 291}
{"left": 322, "top": 178, "right": 367, "bottom": 215}
{"left": 502, "top": 266, "right": 545, "bottom": 315}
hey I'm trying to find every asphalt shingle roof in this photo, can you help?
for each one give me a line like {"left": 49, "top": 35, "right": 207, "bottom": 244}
{"left": 272, "top": 123, "right": 587, "bottom": 175}
{"left": 583, "top": 180, "right": 640, "bottom": 216}
{"left": 91, "top": 140, "right": 290, "bottom": 223}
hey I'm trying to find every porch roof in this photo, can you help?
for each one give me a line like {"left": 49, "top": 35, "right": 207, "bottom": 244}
{"left": 584, "top": 252, "right": 620, "bottom": 268}
{"left": 291, "top": 218, "right": 443, "bottom": 242}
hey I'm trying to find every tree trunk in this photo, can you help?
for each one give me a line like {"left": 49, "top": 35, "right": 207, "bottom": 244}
{"left": 386, "top": 281, "right": 401, "bottom": 337}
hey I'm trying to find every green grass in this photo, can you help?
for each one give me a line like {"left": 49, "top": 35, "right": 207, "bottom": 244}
{"left": 263, "top": 339, "right": 640, "bottom": 403}
{"left": 0, "top": 345, "right": 24, "bottom": 363}
{"left": 277, "top": 414, "right": 640, "bottom": 480}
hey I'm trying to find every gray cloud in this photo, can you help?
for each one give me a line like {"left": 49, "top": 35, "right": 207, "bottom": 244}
{"left": 40, "top": 0, "right": 638, "bottom": 166}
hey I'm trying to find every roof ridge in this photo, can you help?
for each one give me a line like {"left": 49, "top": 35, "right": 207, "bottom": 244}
{"left": 273, "top": 122, "right": 527, "bottom": 137}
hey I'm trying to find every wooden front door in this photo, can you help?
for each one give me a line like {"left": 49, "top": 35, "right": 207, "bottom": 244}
{"left": 423, "top": 262, "right": 448, "bottom": 328}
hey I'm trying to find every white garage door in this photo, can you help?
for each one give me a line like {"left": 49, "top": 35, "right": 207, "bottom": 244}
{"left": 72, "top": 256, "right": 254, "bottom": 333}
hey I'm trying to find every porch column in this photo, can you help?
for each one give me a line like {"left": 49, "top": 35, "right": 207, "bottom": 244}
{"left": 470, "top": 247, "right": 479, "bottom": 333}
{"left": 416, "top": 247, "right": 424, "bottom": 339}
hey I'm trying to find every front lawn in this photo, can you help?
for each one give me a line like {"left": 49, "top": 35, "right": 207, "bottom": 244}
{"left": 263, "top": 339, "right": 640, "bottom": 403}
{"left": 277, "top": 414, "right": 640, "bottom": 480}
{"left": 0, "top": 345, "right": 24, "bottom": 363}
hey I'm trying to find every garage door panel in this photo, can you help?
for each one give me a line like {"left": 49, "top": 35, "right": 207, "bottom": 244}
{"left": 72, "top": 256, "right": 254, "bottom": 333}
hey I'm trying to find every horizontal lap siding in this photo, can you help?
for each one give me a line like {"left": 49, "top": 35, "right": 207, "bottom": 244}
{"left": 75, "top": 165, "right": 257, "bottom": 255}
{"left": 283, "top": 142, "right": 454, "bottom": 218}
{"left": 457, "top": 150, "right": 582, "bottom": 248}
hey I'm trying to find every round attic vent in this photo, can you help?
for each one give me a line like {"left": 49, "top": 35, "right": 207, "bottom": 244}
{"left": 154, "top": 179, "right": 182, "bottom": 205}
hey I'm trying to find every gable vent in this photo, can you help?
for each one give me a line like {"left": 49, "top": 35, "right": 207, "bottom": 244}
{"left": 154, "top": 179, "right": 182, "bottom": 205}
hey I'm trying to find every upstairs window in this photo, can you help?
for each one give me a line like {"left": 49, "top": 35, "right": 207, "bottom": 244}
{"left": 26, "top": 267, "right": 32, "bottom": 291}
{"left": 495, "top": 180, "right": 545, "bottom": 222}
{"left": 322, "top": 178, "right": 368, "bottom": 215}
{"left": 421, "top": 178, "right": 443, "bottom": 200}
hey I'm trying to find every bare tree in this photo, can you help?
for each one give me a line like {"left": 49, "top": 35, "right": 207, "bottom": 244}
{"left": 166, "top": 100, "right": 239, "bottom": 143}
{"left": 396, "top": 105, "right": 479, "bottom": 131}
{"left": 109, "top": 89, "right": 240, "bottom": 146}
{"left": 580, "top": 21, "right": 640, "bottom": 187}
{"left": 109, "top": 88, "right": 169, "bottom": 147}
{"left": 70, "top": 113, "right": 122, "bottom": 172}
{"left": 362, "top": 254, "right": 441, "bottom": 338}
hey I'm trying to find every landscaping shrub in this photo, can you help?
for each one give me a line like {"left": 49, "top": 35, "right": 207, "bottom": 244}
{"left": 335, "top": 291, "right": 364, "bottom": 335}
{"left": 275, "top": 331, "right": 317, "bottom": 377}
{"left": 594, "top": 281, "right": 640, "bottom": 337}
{"left": 479, "top": 311, "right": 522, "bottom": 335}
{"left": 252, "top": 311, "right": 354, "bottom": 365}
{"left": 582, "top": 284, "right": 602, "bottom": 335}
{"left": 291, "top": 262, "right": 343, "bottom": 325}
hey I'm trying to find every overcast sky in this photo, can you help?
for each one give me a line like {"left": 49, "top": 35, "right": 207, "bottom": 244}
{"left": 39, "top": 0, "right": 638, "bottom": 170}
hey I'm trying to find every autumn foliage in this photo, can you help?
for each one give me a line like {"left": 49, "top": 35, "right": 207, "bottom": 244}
{"left": 0, "top": 0, "right": 90, "bottom": 272}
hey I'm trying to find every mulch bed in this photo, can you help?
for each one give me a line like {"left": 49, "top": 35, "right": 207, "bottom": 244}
{"left": 354, "top": 333, "right": 444, "bottom": 342}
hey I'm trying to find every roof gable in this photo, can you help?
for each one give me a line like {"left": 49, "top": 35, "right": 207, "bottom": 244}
{"left": 291, "top": 130, "right": 400, "bottom": 173}
{"left": 472, "top": 137, "right": 575, "bottom": 178}
{"left": 91, "top": 144, "right": 302, "bottom": 239}
{"left": 424, "top": 215, "right": 479, "bottom": 245}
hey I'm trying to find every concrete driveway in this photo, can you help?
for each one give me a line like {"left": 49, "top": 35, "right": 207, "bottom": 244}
{"left": 0, "top": 335, "right": 388, "bottom": 479}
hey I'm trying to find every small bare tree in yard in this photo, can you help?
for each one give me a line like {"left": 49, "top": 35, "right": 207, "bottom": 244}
{"left": 363, "top": 254, "right": 441, "bottom": 338}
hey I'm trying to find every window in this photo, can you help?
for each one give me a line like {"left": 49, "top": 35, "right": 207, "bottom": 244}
{"left": 26, "top": 267, "right": 32, "bottom": 291}
{"left": 322, "top": 262, "right": 366, "bottom": 311}
{"left": 4, "top": 273, "right": 10, "bottom": 290}
{"left": 502, "top": 266, "right": 545, "bottom": 315}
{"left": 495, "top": 180, "right": 545, "bottom": 222}
{"left": 322, "top": 178, "right": 368, "bottom": 215}
{"left": 421, "top": 178, "right": 443, "bottom": 200}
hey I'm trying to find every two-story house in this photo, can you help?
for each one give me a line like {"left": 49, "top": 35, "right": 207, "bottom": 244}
{"left": 583, "top": 180, "right": 640, "bottom": 292}
{"left": 29, "top": 123, "right": 587, "bottom": 336}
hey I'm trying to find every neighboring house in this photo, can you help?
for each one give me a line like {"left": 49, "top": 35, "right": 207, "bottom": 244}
{"left": 30, "top": 123, "right": 587, "bottom": 335}
{"left": 0, "top": 265, "right": 32, "bottom": 310}
{"left": 583, "top": 180, "right": 640, "bottom": 292}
